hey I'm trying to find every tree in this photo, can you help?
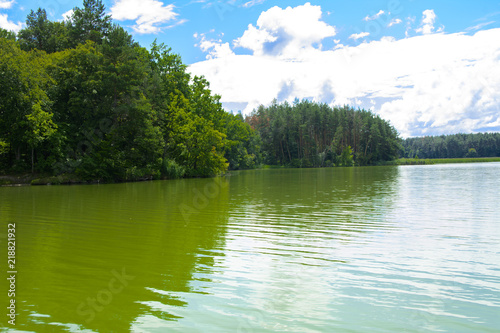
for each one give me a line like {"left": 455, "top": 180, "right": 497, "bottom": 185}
{"left": 247, "top": 101, "right": 400, "bottom": 167}
{"left": 0, "top": 28, "right": 16, "bottom": 40}
{"left": 17, "top": 8, "right": 69, "bottom": 53}
{"left": 401, "top": 133, "right": 500, "bottom": 159}
{"left": 339, "top": 145, "right": 354, "bottom": 167}
{"left": 18, "top": 8, "right": 51, "bottom": 51}
{"left": 224, "top": 113, "right": 262, "bottom": 169}
{"left": 24, "top": 103, "right": 57, "bottom": 173}
{"left": 0, "top": 39, "right": 56, "bottom": 172}
{"left": 69, "top": 0, "right": 112, "bottom": 46}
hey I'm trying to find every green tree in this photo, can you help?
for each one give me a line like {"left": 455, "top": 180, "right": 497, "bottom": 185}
{"left": 339, "top": 145, "right": 354, "bottom": 167}
{"left": 0, "top": 39, "right": 56, "bottom": 172}
{"left": 0, "top": 28, "right": 16, "bottom": 40}
{"left": 18, "top": 8, "right": 70, "bottom": 53}
{"left": 23, "top": 103, "right": 57, "bottom": 172}
{"left": 69, "top": 0, "right": 112, "bottom": 46}
{"left": 224, "top": 113, "right": 261, "bottom": 169}
{"left": 248, "top": 100, "right": 401, "bottom": 167}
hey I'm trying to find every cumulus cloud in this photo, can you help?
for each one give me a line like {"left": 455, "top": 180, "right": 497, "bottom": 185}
{"left": 195, "top": 32, "right": 235, "bottom": 59}
{"left": 0, "top": 13, "right": 22, "bottom": 32}
{"left": 61, "top": 9, "right": 74, "bottom": 22}
{"left": 416, "top": 9, "right": 437, "bottom": 35}
{"left": 364, "top": 10, "right": 385, "bottom": 21}
{"left": 0, "top": 0, "right": 14, "bottom": 9}
{"left": 110, "top": 0, "right": 181, "bottom": 34}
{"left": 388, "top": 18, "right": 402, "bottom": 27}
{"left": 349, "top": 32, "right": 370, "bottom": 40}
{"left": 234, "top": 3, "right": 336, "bottom": 58}
{"left": 189, "top": 5, "right": 500, "bottom": 137}
{"left": 0, "top": 0, "right": 22, "bottom": 32}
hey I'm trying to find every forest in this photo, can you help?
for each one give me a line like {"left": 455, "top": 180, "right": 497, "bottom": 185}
{"left": 401, "top": 133, "right": 500, "bottom": 159}
{"left": 0, "top": 0, "right": 264, "bottom": 181}
{"left": 247, "top": 101, "right": 401, "bottom": 167}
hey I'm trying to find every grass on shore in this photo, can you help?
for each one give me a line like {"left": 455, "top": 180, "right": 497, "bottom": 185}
{"left": 394, "top": 157, "right": 500, "bottom": 165}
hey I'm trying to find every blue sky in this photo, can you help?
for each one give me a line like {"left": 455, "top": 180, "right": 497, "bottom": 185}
{"left": 2, "top": 0, "right": 500, "bottom": 137}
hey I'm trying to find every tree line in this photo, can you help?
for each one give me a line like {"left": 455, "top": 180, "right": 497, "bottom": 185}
{"left": 247, "top": 100, "right": 401, "bottom": 167}
{"left": 0, "top": 0, "right": 261, "bottom": 181}
{"left": 401, "top": 133, "right": 500, "bottom": 159}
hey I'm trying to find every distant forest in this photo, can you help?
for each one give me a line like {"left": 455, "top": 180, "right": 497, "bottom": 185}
{"left": 247, "top": 100, "right": 401, "bottom": 167}
{"left": 401, "top": 133, "right": 500, "bottom": 159}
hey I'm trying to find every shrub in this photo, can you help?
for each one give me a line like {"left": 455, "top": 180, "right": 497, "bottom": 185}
{"left": 161, "top": 158, "right": 185, "bottom": 179}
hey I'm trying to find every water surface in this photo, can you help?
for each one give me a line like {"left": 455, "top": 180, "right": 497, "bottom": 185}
{"left": 1, "top": 163, "right": 499, "bottom": 332}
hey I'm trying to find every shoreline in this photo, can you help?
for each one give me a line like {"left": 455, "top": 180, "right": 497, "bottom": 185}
{"left": 392, "top": 157, "right": 500, "bottom": 165}
{"left": 2, "top": 157, "right": 500, "bottom": 186}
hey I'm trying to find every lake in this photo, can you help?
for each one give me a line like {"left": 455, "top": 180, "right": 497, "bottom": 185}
{"left": 1, "top": 163, "right": 499, "bottom": 332}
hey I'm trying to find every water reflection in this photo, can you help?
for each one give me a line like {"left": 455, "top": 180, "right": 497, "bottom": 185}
{"left": 1, "top": 164, "right": 499, "bottom": 332}
{"left": 1, "top": 177, "right": 231, "bottom": 332}
{"left": 213, "top": 167, "right": 401, "bottom": 332}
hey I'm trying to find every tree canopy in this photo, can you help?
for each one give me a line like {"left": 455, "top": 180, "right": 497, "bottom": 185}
{"left": 401, "top": 133, "right": 500, "bottom": 159}
{"left": 247, "top": 100, "right": 401, "bottom": 167}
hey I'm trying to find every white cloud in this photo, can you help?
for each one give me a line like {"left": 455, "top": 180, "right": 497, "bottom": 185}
{"left": 234, "top": 3, "right": 336, "bottom": 58}
{"left": 364, "top": 10, "right": 385, "bottom": 21}
{"left": 0, "top": 0, "right": 21, "bottom": 32}
{"left": 195, "top": 33, "right": 235, "bottom": 59}
{"left": 0, "top": 13, "right": 22, "bottom": 32}
{"left": 349, "top": 31, "right": 370, "bottom": 40}
{"left": 0, "top": 0, "right": 14, "bottom": 9}
{"left": 110, "top": 0, "right": 180, "bottom": 34}
{"left": 466, "top": 21, "right": 494, "bottom": 31}
{"left": 189, "top": 4, "right": 500, "bottom": 137}
{"left": 416, "top": 9, "right": 437, "bottom": 35}
{"left": 242, "top": 0, "right": 266, "bottom": 8}
{"left": 62, "top": 9, "right": 73, "bottom": 22}
{"left": 388, "top": 18, "right": 402, "bottom": 27}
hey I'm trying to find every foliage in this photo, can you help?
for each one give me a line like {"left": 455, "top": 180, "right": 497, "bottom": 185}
{"left": 0, "top": 28, "right": 16, "bottom": 40}
{"left": 339, "top": 145, "right": 354, "bottom": 167}
{"left": 18, "top": 8, "right": 70, "bottom": 53}
{"left": 224, "top": 113, "right": 262, "bottom": 170}
{"left": 0, "top": 38, "right": 56, "bottom": 172}
{"left": 161, "top": 159, "right": 186, "bottom": 179}
{"left": 247, "top": 100, "right": 401, "bottom": 167}
{"left": 1, "top": 0, "right": 260, "bottom": 181}
{"left": 401, "top": 133, "right": 500, "bottom": 159}
{"left": 68, "top": 0, "right": 112, "bottom": 46}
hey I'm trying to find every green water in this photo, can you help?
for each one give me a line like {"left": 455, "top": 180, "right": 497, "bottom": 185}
{"left": 1, "top": 164, "right": 499, "bottom": 332}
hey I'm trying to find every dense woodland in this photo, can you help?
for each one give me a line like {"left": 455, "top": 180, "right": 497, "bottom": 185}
{"left": 247, "top": 101, "right": 401, "bottom": 167}
{"left": 401, "top": 133, "right": 500, "bottom": 159}
{"left": 0, "top": 0, "right": 262, "bottom": 181}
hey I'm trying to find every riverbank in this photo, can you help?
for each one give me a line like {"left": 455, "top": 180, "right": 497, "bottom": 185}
{"left": 393, "top": 157, "right": 500, "bottom": 165}
{"left": 0, "top": 172, "right": 220, "bottom": 186}
{"left": 0, "top": 173, "right": 84, "bottom": 186}
{"left": 2, "top": 157, "right": 499, "bottom": 186}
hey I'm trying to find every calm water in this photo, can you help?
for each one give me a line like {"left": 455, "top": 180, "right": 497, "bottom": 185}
{"left": 1, "top": 163, "right": 499, "bottom": 332}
